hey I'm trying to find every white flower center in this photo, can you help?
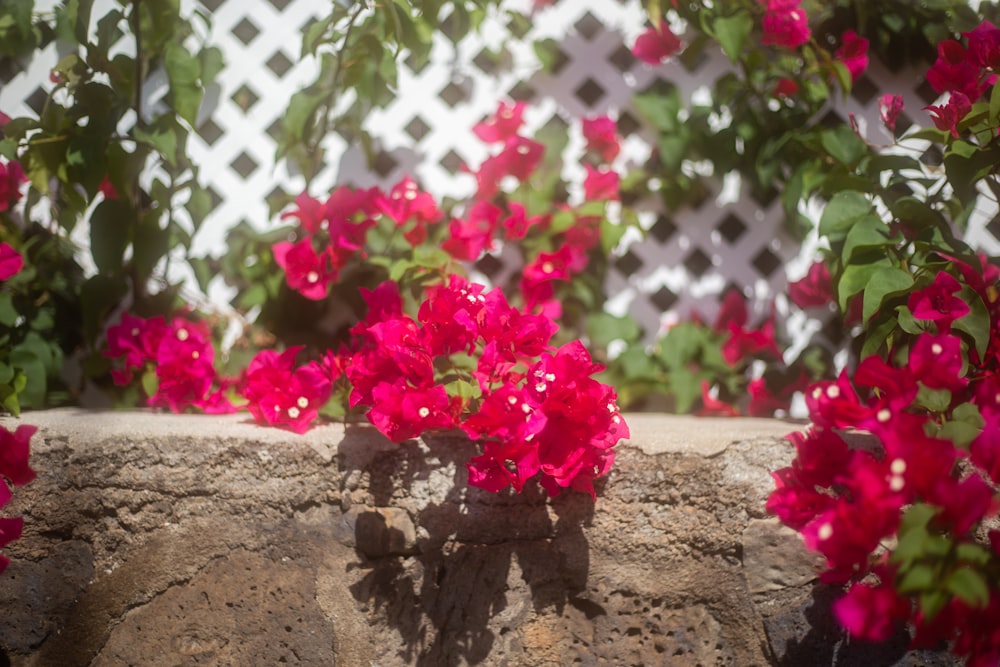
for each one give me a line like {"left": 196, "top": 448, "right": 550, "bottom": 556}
{"left": 890, "top": 458, "right": 906, "bottom": 475}
{"left": 131, "top": 327, "right": 140, "bottom": 336}
{"left": 817, "top": 523, "right": 833, "bottom": 541}
{"left": 191, "top": 351, "right": 200, "bottom": 360}
{"left": 517, "top": 144, "right": 530, "bottom": 155}
{"left": 889, "top": 475, "right": 905, "bottom": 492}
{"left": 931, "top": 343, "right": 943, "bottom": 355}
{"left": 176, "top": 328, "right": 189, "bottom": 341}
{"left": 287, "top": 406, "right": 300, "bottom": 419}
{"left": 826, "top": 385, "right": 840, "bottom": 399}
{"left": 877, "top": 408, "right": 891, "bottom": 423}
{"left": 306, "top": 271, "right": 320, "bottom": 284}
{"left": 297, "top": 396, "right": 309, "bottom": 409}
{"left": 508, "top": 395, "right": 519, "bottom": 405}
{"left": 535, "top": 382, "right": 547, "bottom": 393}
{"left": 541, "top": 262, "right": 555, "bottom": 274}
{"left": 418, "top": 407, "right": 430, "bottom": 418}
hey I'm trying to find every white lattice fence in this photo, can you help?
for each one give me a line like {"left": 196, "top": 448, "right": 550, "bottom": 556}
{"left": 2, "top": 0, "right": 999, "bottom": 348}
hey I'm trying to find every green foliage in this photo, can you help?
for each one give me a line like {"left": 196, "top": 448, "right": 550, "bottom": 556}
{"left": 0, "top": 0, "right": 223, "bottom": 411}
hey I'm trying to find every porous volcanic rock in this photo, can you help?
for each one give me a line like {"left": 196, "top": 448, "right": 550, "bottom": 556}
{"left": 0, "top": 410, "right": 957, "bottom": 666}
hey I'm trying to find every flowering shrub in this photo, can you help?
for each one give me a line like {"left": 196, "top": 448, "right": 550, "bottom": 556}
{"left": 632, "top": 1, "right": 1000, "bottom": 661}
{"left": 0, "top": 423, "right": 35, "bottom": 575}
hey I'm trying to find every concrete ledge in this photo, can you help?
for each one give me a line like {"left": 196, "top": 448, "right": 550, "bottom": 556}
{"left": 0, "top": 410, "right": 956, "bottom": 666}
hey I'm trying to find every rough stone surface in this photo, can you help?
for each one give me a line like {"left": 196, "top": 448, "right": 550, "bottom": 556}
{"left": 0, "top": 409, "right": 957, "bottom": 666}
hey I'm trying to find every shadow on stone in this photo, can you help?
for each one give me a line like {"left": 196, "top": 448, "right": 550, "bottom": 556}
{"left": 343, "top": 428, "right": 596, "bottom": 666}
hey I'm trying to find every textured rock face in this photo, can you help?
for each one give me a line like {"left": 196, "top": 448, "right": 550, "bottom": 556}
{"left": 0, "top": 410, "right": 954, "bottom": 666}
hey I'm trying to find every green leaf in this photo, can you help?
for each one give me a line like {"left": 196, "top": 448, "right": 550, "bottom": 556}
{"left": 712, "top": 11, "right": 752, "bottom": 63}
{"left": 90, "top": 199, "right": 133, "bottom": 275}
{"left": 990, "top": 78, "right": 1000, "bottom": 124}
{"left": 164, "top": 42, "right": 203, "bottom": 126}
{"left": 916, "top": 383, "right": 952, "bottom": 413}
{"left": 134, "top": 115, "right": 187, "bottom": 166}
{"left": 0, "top": 292, "right": 17, "bottom": 327}
{"left": 897, "top": 563, "right": 935, "bottom": 594}
{"left": 9, "top": 347, "right": 46, "bottom": 409}
{"left": 820, "top": 125, "right": 866, "bottom": 166}
{"left": 587, "top": 312, "right": 641, "bottom": 349}
{"left": 657, "top": 321, "right": 708, "bottom": 370}
{"left": 952, "top": 286, "right": 990, "bottom": 359}
{"left": 837, "top": 257, "right": 891, "bottom": 311}
{"left": 199, "top": 45, "right": 225, "bottom": 86}
{"left": 842, "top": 214, "right": 890, "bottom": 263}
{"left": 141, "top": 369, "right": 159, "bottom": 398}
{"left": 946, "top": 568, "right": 990, "bottom": 609}
{"left": 862, "top": 266, "right": 913, "bottom": 322}
{"left": 533, "top": 37, "right": 564, "bottom": 73}
{"left": 819, "top": 191, "right": 871, "bottom": 241}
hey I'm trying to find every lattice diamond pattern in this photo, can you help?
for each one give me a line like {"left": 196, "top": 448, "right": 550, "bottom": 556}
{"left": 2, "top": 0, "right": 998, "bottom": 354}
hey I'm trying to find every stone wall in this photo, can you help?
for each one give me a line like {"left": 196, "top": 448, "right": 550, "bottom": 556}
{"left": 0, "top": 410, "right": 957, "bottom": 666}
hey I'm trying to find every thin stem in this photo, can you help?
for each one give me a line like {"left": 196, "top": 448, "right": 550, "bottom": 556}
{"left": 131, "top": 0, "right": 146, "bottom": 303}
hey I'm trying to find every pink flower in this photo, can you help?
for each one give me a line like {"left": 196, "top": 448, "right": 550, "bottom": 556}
{"left": 281, "top": 193, "right": 328, "bottom": 235}
{"left": 374, "top": 176, "right": 443, "bottom": 245}
{"left": 788, "top": 260, "right": 832, "bottom": 309}
{"left": 697, "top": 381, "right": 739, "bottom": 416}
{"left": 441, "top": 201, "right": 502, "bottom": 261}
{"left": 836, "top": 30, "right": 869, "bottom": 82}
{"left": 473, "top": 101, "right": 526, "bottom": 144}
{"left": 925, "top": 91, "right": 973, "bottom": 138}
{"left": 907, "top": 271, "right": 969, "bottom": 328}
{"left": 366, "top": 381, "right": 456, "bottom": 442}
{"left": 773, "top": 77, "right": 799, "bottom": 98}
{"left": 632, "top": 21, "right": 682, "bottom": 64}
{"left": 964, "top": 20, "right": 1000, "bottom": 70}
{"left": 907, "top": 333, "right": 966, "bottom": 391}
{"left": 473, "top": 137, "right": 545, "bottom": 199}
{"left": 581, "top": 115, "right": 621, "bottom": 162}
{"left": 0, "top": 424, "right": 37, "bottom": 486}
{"left": 0, "top": 160, "right": 25, "bottom": 213}
{"left": 272, "top": 238, "right": 332, "bottom": 301}
{"left": 582, "top": 164, "right": 620, "bottom": 200}
{"left": 0, "top": 242, "right": 24, "bottom": 281}
{"left": 879, "top": 94, "right": 905, "bottom": 132}
{"left": 926, "top": 41, "right": 985, "bottom": 100}
{"left": 98, "top": 175, "right": 119, "bottom": 200}
{"left": 417, "top": 274, "right": 489, "bottom": 355}
{"left": 103, "top": 313, "right": 169, "bottom": 385}
{"left": 148, "top": 317, "right": 221, "bottom": 413}
{"left": 501, "top": 202, "right": 549, "bottom": 240}
{"left": 761, "top": 1, "right": 810, "bottom": 50}
{"left": 835, "top": 579, "right": 909, "bottom": 642}
{"left": 242, "top": 347, "right": 332, "bottom": 434}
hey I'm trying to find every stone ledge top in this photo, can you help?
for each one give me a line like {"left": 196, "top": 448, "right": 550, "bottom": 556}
{"left": 1, "top": 408, "right": 804, "bottom": 458}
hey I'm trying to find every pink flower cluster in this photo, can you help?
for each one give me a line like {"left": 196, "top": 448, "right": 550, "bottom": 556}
{"left": 104, "top": 313, "right": 237, "bottom": 413}
{"left": 347, "top": 275, "right": 628, "bottom": 498}
{"left": 769, "top": 260, "right": 1000, "bottom": 664}
{"left": 760, "top": 0, "right": 810, "bottom": 50}
{"left": 0, "top": 242, "right": 23, "bottom": 282}
{"left": 241, "top": 347, "right": 332, "bottom": 434}
{"left": 925, "top": 21, "right": 1000, "bottom": 137}
{"left": 0, "top": 424, "right": 36, "bottom": 574}
{"left": 0, "top": 159, "right": 25, "bottom": 214}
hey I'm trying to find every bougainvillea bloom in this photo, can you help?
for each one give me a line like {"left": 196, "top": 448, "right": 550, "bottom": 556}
{"left": 473, "top": 101, "right": 526, "bottom": 144}
{"left": 907, "top": 333, "right": 966, "bottom": 391}
{"left": 374, "top": 176, "right": 443, "bottom": 245}
{"left": 761, "top": 0, "right": 810, "bottom": 50}
{"left": 0, "top": 160, "right": 25, "bottom": 212}
{"left": 0, "top": 242, "right": 24, "bottom": 281}
{"left": 632, "top": 21, "right": 682, "bottom": 64}
{"left": 908, "top": 271, "right": 970, "bottom": 327}
{"left": 836, "top": 30, "right": 869, "bottom": 82}
{"left": 0, "top": 424, "right": 37, "bottom": 486}
{"left": 367, "top": 381, "right": 457, "bottom": 442}
{"left": 925, "top": 91, "right": 973, "bottom": 138}
{"left": 879, "top": 94, "right": 905, "bottom": 132}
{"left": 583, "top": 164, "right": 620, "bottom": 201}
{"left": 834, "top": 579, "right": 909, "bottom": 642}
{"left": 272, "top": 238, "right": 332, "bottom": 300}
{"left": 501, "top": 202, "right": 549, "bottom": 240}
{"left": 964, "top": 20, "right": 1000, "bottom": 70}
{"left": 104, "top": 313, "right": 169, "bottom": 385}
{"left": 581, "top": 115, "right": 621, "bottom": 162}
{"left": 788, "top": 260, "right": 833, "bottom": 309}
{"left": 242, "top": 347, "right": 332, "bottom": 434}
{"left": 441, "top": 201, "right": 502, "bottom": 261}
{"left": 281, "top": 192, "right": 328, "bottom": 234}
{"left": 773, "top": 77, "right": 799, "bottom": 98}
{"left": 926, "top": 40, "right": 985, "bottom": 100}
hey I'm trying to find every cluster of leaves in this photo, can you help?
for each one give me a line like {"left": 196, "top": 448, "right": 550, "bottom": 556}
{"left": 637, "top": 0, "right": 1000, "bottom": 661}
{"left": 0, "top": 0, "right": 222, "bottom": 410}
{"left": 275, "top": 0, "right": 510, "bottom": 189}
